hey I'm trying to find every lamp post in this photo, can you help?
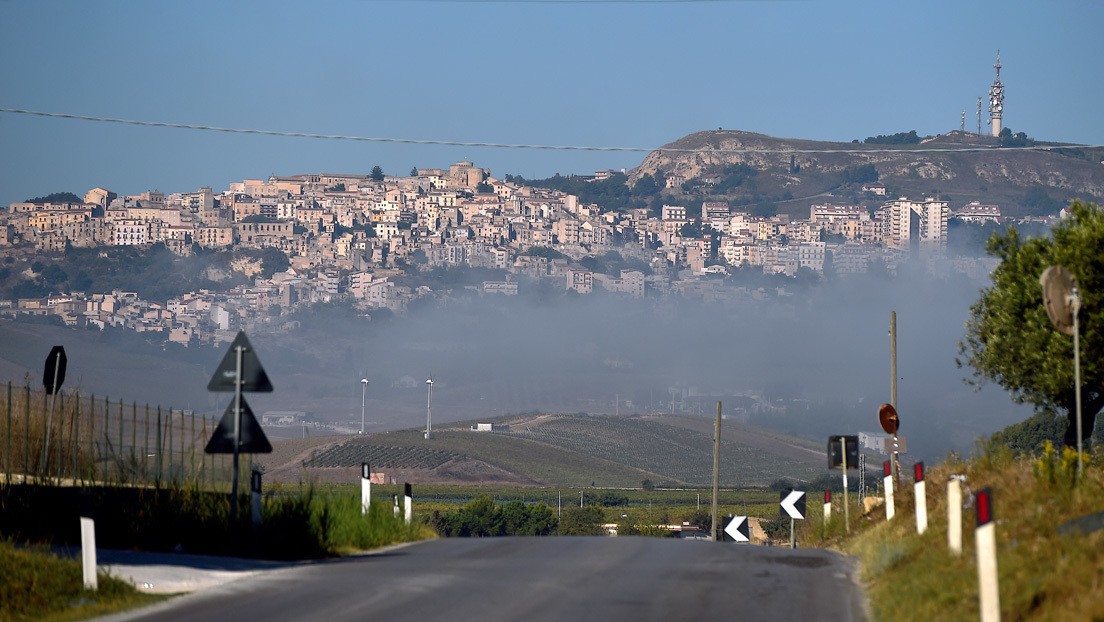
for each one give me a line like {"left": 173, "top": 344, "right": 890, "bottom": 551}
{"left": 425, "top": 378, "right": 433, "bottom": 440}
{"left": 360, "top": 378, "right": 369, "bottom": 435}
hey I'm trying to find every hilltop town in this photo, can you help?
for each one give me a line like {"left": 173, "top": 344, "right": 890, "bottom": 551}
{"left": 0, "top": 160, "right": 1061, "bottom": 348}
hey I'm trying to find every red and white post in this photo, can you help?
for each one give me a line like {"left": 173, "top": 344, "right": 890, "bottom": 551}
{"left": 403, "top": 483, "right": 413, "bottom": 525}
{"left": 883, "top": 461, "right": 895, "bottom": 520}
{"left": 914, "top": 462, "right": 927, "bottom": 534}
{"left": 975, "top": 488, "right": 1000, "bottom": 621}
{"left": 361, "top": 462, "right": 371, "bottom": 515}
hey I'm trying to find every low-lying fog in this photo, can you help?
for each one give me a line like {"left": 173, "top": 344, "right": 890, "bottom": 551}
{"left": 2, "top": 262, "right": 1037, "bottom": 462}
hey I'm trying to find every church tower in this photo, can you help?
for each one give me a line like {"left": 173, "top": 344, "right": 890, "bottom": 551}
{"left": 988, "top": 51, "right": 1004, "bottom": 137}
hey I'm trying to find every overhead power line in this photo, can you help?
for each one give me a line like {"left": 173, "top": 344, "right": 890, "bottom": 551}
{"left": 2, "top": 107, "right": 1098, "bottom": 155}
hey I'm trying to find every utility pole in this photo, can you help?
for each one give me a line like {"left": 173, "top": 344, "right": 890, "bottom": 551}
{"left": 711, "top": 401, "right": 721, "bottom": 541}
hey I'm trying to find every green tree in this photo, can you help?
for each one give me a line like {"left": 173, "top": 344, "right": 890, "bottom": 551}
{"left": 476, "top": 181, "right": 494, "bottom": 194}
{"left": 957, "top": 201, "right": 1104, "bottom": 447}
{"left": 259, "top": 248, "right": 290, "bottom": 279}
{"left": 557, "top": 505, "right": 606, "bottom": 536}
{"left": 370, "top": 166, "right": 385, "bottom": 181}
{"left": 25, "top": 191, "right": 81, "bottom": 203}
{"left": 410, "top": 166, "right": 419, "bottom": 176}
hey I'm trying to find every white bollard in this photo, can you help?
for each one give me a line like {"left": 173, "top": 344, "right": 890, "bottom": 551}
{"left": 361, "top": 462, "right": 371, "bottom": 516}
{"left": 914, "top": 462, "right": 927, "bottom": 535}
{"left": 824, "top": 489, "right": 831, "bottom": 522}
{"left": 403, "top": 483, "right": 412, "bottom": 525}
{"left": 975, "top": 488, "right": 1000, "bottom": 622}
{"left": 884, "top": 460, "right": 895, "bottom": 520}
{"left": 948, "top": 477, "right": 963, "bottom": 554}
{"left": 80, "top": 516, "right": 97, "bottom": 591}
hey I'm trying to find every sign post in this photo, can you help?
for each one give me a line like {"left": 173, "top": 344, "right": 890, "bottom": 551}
{"left": 40, "top": 346, "right": 67, "bottom": 478}
{"left": 206, "top": 331, "right": 273, "bottom": 520}
{"left": 780, "top": 490, "right": 806, "bottom": 549}
{"left": 828, "top": 435, "right": 858, "bottom": 533}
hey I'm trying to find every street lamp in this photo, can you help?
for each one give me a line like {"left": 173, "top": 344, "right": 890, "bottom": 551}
{"left": 425, "top": 378, "right": 433, "bottom": 440}
{"left": 360, "top": 378, "right": 369, "bottom": 435}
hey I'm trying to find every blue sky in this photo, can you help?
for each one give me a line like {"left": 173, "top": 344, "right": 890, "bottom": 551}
{"left": 2, "top": 0, "right": 1102, "bottom": 205}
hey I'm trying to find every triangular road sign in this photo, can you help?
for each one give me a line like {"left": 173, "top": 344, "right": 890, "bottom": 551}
{"left": 780, "top": 490, "right": 806, "bottom": 520}
{"left": 207, "top": 331, "right": 274, "bottom": 392}
{"left": 204, "top": 397, "right": 272, "bottom": 454}
{"left": 724, "top": 515, "right": 750, "bottom": 542}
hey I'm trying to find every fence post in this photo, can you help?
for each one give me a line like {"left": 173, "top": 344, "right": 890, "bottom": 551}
{"left": 190, "top": 413, "right": 196, "bottom": 480}
{"left": 155, "top": 406, "right": 162, "bottom": 487}
{"left": 130, "top": 402, "right": 136, "bottom": 467}
{"left": 167, "top": 407, "right": 174, "bottom": 484}
{"left": 56, "top": 392, "right": 66, "bottom": 482}
{"left": 144, "top": 404, "right": 150, "bottom": 482}
{"left": 40, "top": 390, "right": 48, "bottom": 478}
{"left": 6, "top": 381, "right": 11, "bottom": 485}
{"left": 24, "top": 385, "right": 30, "bottom": 479}
{"left": 72, "top": 392, "right": 80, "bottom": 484}
{"left": 118, "top": 400, "right": 124, "bottom": 476}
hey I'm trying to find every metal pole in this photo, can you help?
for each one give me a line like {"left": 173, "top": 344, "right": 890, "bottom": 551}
{"left": 6, "top": 382, "right": 11, "bottom": 485}
{"left": 232, "top": 345, "right": 244, "bottom": 520}
{"left": 41, "top": 354, "right": 62, "bottom": 477}
{"left": 1072, "top": 287, "right": 1083, "bottom": 475}
{"left": 360, "top": 378, "right": 368, "bottom": 435}
{"left": 890, "top": 311, "right": 899, "bottom": 489}
{"left": 156, "top": 405, "right": 162, "bottom": 486}
{"left": 24, "top": 385, "right": 30, "bottom": 478}
{"left": 711, "top": 401, "right": 721, "bottom": 542}
{"left": 841, "top": 436, "right": 850, "bottom": 533}
{"left": 425, "top": 379, "right": 433, "bottom": 440}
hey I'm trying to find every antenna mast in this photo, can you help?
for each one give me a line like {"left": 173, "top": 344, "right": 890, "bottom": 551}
{"left": 988, "top": 50, "right": 1004, "bottom": 137}
{"left": 976, "top": 97, "right": 983, "bottom": 135}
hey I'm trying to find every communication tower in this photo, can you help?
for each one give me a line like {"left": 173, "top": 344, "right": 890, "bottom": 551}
{"left": 977, "top": 97, "right": 983, "bottom": 135}
{"left": 988, "top": 50, "right": 1004, "bottom": 137}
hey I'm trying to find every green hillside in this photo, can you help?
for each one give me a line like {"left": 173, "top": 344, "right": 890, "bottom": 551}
{"left": 302, "top": 413, "right": 831, "bottom": 488}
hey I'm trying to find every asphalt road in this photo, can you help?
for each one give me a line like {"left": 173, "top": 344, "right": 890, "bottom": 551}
{"left": 97, "top": 537, "right": 868, "bottom": 622}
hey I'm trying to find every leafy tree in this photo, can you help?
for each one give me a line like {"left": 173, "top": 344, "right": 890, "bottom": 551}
{"left": 957, "top": 201, "right": 1104, "bottom": 447}
{"left": 524, "top": 246, "right": 565, "bottom": 260}
{"left": 259, "top": 248, "right": 290, "bottom": 279}
{"left": 679, "top": 219, "right": 702, "bottom": 239}
{"left": 632, "top": 174, "right": 658, "bottom": 197}
{"left": 369, "top": 166, "right": 385, "bottom": 182}
{"left": 999, "top": 127, "right": 1035, "bottom": 148}
{"left": 989, "top": 410, "right": 1068, "bottom": 455}
{"left": 557, "top": 504, "right": 606, "bottom": 536}
{"left": 840, "top": 163, "right": 878, "bottom": 185}
{"left": 475, "top": 181, "right": 494, "bottom": 194}
{"left": 25, "top": 191, "right": 81, "bottom": 203}
{"left": 863, "top": 130, "right": 920, "bottom": 145}
{"left": 410, "top": 166, "right": 419, "bottom": 176}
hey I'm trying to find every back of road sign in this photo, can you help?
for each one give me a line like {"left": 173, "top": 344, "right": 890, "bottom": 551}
{"left": 205, "top": 397, "right": 272, "bottom": 454}
{"left": 827, "top": 435, "right": 859, "bottom": 469}
{"left": 207, "top": 331, "right": 274, "bottom": 392}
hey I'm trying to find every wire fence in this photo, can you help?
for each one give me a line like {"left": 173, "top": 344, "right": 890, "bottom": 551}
{"left": 1, "top": 381, "right": 242, "bottom": 489}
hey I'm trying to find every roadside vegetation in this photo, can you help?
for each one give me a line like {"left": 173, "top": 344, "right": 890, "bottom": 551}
{"left": 0, "top": 539, "right": 164, "bottom": 621}
{"left": 793, "top": 439, "right": 1103, "bottom": 621}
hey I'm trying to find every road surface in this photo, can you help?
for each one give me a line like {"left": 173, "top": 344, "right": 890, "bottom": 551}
{"left": 97, "top": 537, "right": 867, "bottom": 621}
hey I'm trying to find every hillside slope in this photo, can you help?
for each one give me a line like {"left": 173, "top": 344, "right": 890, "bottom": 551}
{"left": 258, "top": 413, "right": 836, "bottom": 488}
{"left": 633, "top": 129, "right": 1104, "bottom": 218}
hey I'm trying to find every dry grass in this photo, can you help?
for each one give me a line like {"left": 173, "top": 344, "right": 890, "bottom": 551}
{"left": 816, "top": 442, "right": 1104, "bottom": 621}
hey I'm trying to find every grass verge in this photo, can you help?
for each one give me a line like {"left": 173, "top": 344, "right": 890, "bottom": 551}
{"left": 802, "top": 441, "right": 1104, "bottom": 621}
{"left": 0, "top": 540, "right": 166, "bottom": 621}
